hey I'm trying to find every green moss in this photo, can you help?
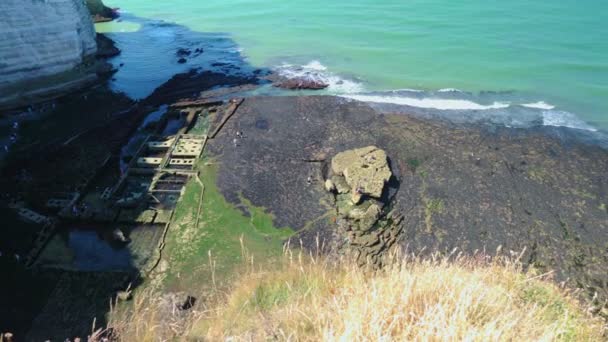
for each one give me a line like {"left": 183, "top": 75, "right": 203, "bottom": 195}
{"left": 527, "top": 167, "right": 550, "bottom": 183}
{"left": 426, "top": 198, "right": 444, "bottom": 214}
{"left": 570, "top": 189, "right": 596, "bottom": 200}
{"left": 406, "top": 158, "right": 421, "bottom": 172}
{"left": 163, "top": 161, "right": 294, "bottom": 290}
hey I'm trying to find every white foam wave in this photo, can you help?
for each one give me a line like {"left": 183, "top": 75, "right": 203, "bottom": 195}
{"left": 276, "top": 61, "right": 363, "bottom": 93}
{"left": 342, "top": 94, "right": 510, "bottom": 110}
{"left": 302, "top": 60, "right": 327, "bottom": 71}
{"left": 542, "top": 110, "right": 597, "bottom": 132}
{"left": 522, "top": 101, "right": 556, "bottom": 110}
{"left": 391, "top": 88, "right": 424, "bottom": 93}
{"left": 438, "top": 88, "right": 462, "bottom": 93}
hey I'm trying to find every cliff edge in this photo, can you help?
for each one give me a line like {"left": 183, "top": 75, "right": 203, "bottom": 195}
{"left": 0, "top": 0, "right": 99, "bottom": 110}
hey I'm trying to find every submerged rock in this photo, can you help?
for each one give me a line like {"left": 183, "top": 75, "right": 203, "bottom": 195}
{"left": 176, "top": 48, "right": 192, "bottom": 57}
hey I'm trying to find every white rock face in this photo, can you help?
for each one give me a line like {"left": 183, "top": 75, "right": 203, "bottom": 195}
{"left": 0, "top": 0, "right": 98, "bottom": 107}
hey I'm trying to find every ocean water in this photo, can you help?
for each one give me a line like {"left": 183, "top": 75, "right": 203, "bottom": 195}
{"left": 100, "top": 0, "right": 608, "bottom": 131}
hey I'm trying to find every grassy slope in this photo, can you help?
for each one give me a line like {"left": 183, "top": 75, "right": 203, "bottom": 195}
{"left": 104, "top": 251, "right": 605, "bottom": 341}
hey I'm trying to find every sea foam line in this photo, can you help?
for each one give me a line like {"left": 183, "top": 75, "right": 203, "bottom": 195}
{"left": 521, "top": 101, "right": 556, "bottom": 110}
{"left": 342, "top": 94, "right": 510, "bottom": 110}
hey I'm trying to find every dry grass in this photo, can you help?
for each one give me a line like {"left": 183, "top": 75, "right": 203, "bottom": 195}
{"left": 96, "top": 245, "right": 605, "bottom": 341}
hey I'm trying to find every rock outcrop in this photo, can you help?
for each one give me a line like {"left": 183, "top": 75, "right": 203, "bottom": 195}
{"left": 273, "top": 77, "right": 329, "bottom": 90}
{"left": 325, "top": 146, "right": 403, "bottom": 267}
{"left": 0, "top": 0, "right": 99, "bottom": 110}
{"left": 331, "top": 146, "right": 392, "bottom": 203}
{"left": 85, "top": 0, "right": 118, "bottom": 23}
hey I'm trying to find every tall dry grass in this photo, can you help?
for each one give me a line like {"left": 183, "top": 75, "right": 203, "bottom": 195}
{"left": 95, "top": 245, "right": 605, "bottom": 341}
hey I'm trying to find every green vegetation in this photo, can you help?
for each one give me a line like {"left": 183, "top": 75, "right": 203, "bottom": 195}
{"left": 424, "top": 197, "right": 444, "bottom": 233}
{"left": 528, "top": 166, "right": 551, "bottom": 183}
{"left": 406, "top": 157, "right": 421, "bottom": 172}
{"left": 160, "top": 160, "right": 294, "bottom": 291}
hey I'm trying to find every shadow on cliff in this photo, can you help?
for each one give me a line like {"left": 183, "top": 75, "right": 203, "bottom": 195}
{"left": 0, "top": 14, "right": 270, "bottom": 340}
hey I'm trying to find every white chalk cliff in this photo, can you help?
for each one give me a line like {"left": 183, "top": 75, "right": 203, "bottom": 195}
{"left": 0, "top": 0, "right": 98, "bottom": 109}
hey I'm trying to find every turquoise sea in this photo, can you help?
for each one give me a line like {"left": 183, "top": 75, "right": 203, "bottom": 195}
{"left": 99, "top": 0, "right": 608, "bottom": 132}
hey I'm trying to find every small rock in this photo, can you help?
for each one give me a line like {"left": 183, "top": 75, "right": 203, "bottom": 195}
{"left": 176, "top": 48, "right": 192, "bottom": 57}
{"left": 324, "top": 179, "right": 336, "bottom": 193}
{"left": 351, "top": 190, "right": 363, "bottom": 204}
{"left": 179, "top": 296, "right": 197, "bottom": 311}
{"left": 178, "top": 58, "right": 187, "bottom": 64}
{"left": 331, "top": 176, "right": 351, "bottom": 194}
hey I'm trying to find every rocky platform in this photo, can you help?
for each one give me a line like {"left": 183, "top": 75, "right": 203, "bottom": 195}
{"left": 207, "top": 95, "right": 608, "bottom": 311}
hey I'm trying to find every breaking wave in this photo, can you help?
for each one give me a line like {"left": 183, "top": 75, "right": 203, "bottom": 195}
{"left": 273, "top": 61, "right": 600, "bottom": 134}
{"left": 275, "top": 60, "right": 364, "bottom": 93}
{"left": 340, "top": 91, "right": 598, "bottom": 132}
{"left": 343, "top": 94, "right": 510, "bottom": 111}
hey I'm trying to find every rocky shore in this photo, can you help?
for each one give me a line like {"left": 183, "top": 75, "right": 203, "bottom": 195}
{"left": 207, "top": 95, "right": 608, "bottom": 312}
{"left": 1, "top": 20, "right": 607, "bottom": 338}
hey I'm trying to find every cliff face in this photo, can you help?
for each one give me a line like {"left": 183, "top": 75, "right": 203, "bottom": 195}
{"left": 0, "top": 0, "right": 98, "bottom": 109}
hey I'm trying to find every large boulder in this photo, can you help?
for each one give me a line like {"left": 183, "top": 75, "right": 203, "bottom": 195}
{"left": 331, "top": 146, "right": 392, "bottom": 200}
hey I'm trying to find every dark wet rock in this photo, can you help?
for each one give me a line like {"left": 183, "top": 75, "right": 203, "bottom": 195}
{"left": 179, "top": 296, "right": 197, "bottom": 311}
{"left": 145, "top": 70, "right": 259, "bottom": 106}
{"left": 95, "top": 34, "right": 120, "bottom": 58}
{"left": 95, "top": 62, "right": 116, "bottom": 77}
{"left": 176, "top": 48, "right": 192, "bottom": 57}
{"left": 206, "top": 95, "right": 608, "bottom": 305}
{"left": 273, "top": 77, "right": 329, "bottom": 90}
{"left": 177, "top": 58, "right": 188, "bottom": 64}
{"left": 86, "top": 0, "right": 119, "bottom": 23}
